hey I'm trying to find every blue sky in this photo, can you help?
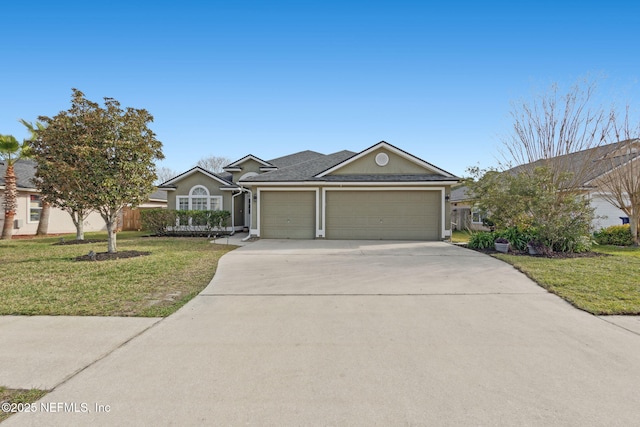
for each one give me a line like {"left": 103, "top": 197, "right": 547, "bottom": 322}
{"left": 2, "top": 1, "right": 639, "bottom": 177}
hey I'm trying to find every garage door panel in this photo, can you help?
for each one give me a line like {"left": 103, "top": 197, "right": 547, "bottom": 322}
{"left": 326, "top": 191, "right": 440, "bottom": 240}
{"left": 261, "top": 191, "right": 315, "bottom": 239}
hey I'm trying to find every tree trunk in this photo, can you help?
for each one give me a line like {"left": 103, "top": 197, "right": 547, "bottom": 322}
{"left": 631, "top": 211, "right": 639, "bottom": 247}
{"left": 36, "top": 202, "right": 51, "bottom": 236}
{"left": 1, "top": 211, "right": 15, "bottom": 240}
{"left": 69, "top": 210, "right": 85, "bottom": 240}
{"left": 76, "top": 219, "right": 85, "bottom": 241}
{"left": 106, "top": 219, "right": 117, "bottom": 253}
{"left": 1, "top": 165, "right": 17, "bottom": 240}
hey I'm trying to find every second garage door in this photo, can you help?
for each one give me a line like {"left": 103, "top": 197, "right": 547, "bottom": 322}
{"left": 325, "top": 190, "right": 440, "bottom": 240}
{"left": 260, "top": 191, "right": 316, "bottom": 239}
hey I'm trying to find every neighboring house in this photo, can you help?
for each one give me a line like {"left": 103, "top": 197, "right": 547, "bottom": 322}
{"left": 0, "top": 159, "right": 167, "bottom": 236}
{"left": 451, "top": 140, "right": 638, "bottom": 231}
{"left": 118, "top": 189, "right": 168, "bottom": 231}
{"left": 450, "top": 186, "right": 489, "bottom": 231}
{"left": 159, "top": 141, "right": 459, "bottom": 240}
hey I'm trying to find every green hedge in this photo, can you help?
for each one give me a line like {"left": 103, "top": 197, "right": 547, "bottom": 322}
{"left": 140, "top": 209, "right": 231, "bottom": 236}
{"left": 594, "top": 225, "right": 633, "bottom": 246}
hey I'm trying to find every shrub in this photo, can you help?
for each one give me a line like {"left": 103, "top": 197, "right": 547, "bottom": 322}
{"left": 468, "top": 231, "right": 496, "bottom": 249}
{"left": 495, "top": 226, "right": 537, "bottom": 251}
{"left": 594, "top": 225, "right": 633, "bottom": 246}
{"left": 175, "top": 210, "right": 231, "bottom": 236}
{"left": 467, "top": 166, "right": 594, "bottom": 253}
{"left": 140, "top": 209, "right": 177, "bottom": 235}
{"left": 140, "top": 209, "right": 231, "bottom": 236}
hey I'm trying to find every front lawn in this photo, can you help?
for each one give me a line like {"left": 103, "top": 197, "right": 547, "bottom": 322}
{"left": 494, "top": 245, "right": 640, "bottom": 315}
{"left": 0, "top": 232, "right": 235, "bottom": 317}
{"left": 451, "top": 230, "right": 471, "bottom": 243}
{"left": 0, "top": 387, "right": 48, "bottom": 422}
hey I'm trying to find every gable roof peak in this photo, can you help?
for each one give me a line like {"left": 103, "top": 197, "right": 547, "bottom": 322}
{"left": 315, "top": 140, "right": 457, "bottom": 178}
{"left": 224, "top": 154, "right": 275, "bottom": 170}
{"left": 158, "top": 165, "right": 234, "bottom": 188}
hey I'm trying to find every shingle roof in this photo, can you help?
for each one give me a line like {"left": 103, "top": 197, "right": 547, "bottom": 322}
{"left": 508, "top": 139, "right": 640, "bottom": 187}
{"left": 453, "top": 140, "right": 640, "bottom": 202}
{"left": 268, "top": 150, "right": 326, "bottom": 168}
{"left": 149, "top": 189, "right": 168, "bottom": 201}
{"left": 243, "top": 150, "right": 356, "bottom": 182}
{"left": 0, "top": 159, "right": 37, "bottom": 189}
{"left": 450, "top": 186, "right": 472, "bottom": 202}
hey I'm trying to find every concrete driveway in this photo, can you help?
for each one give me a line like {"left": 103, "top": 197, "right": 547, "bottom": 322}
{"left": 6, "top": 240, "right": 640, "bottom": 426}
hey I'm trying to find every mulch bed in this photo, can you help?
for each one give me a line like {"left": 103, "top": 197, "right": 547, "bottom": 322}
{"left": 75, "top": 250, "right": 151, "bottom": 261}
{"left": 471, "top": 247, "right": 608, "bottom": 258}
{"left": 54, "top": 239, "right": 107, "bottom": 246}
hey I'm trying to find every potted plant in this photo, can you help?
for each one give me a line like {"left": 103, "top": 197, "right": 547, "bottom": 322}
{"left": 494, "top": 237, "right": 510, "bottom": 253}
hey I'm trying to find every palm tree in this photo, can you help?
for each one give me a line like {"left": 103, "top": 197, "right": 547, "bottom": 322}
{"left": 1, "top": 134, "right": 31, "bottom": 239}
{"left": 20, "top": 120, "right": 49, "bottom": 236}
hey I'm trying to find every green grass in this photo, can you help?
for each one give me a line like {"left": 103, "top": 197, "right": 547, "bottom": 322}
{"left": 0, "top": 387, "right": 48, "bottom": 422}
{"left": 494, "top": 245, "right": 640, "bottom": 315}
{"left": 0, "top": 232, "right": 236, "bottom": 317}
{"left": 451, "top": 230, "right": 471, "bottom": 243}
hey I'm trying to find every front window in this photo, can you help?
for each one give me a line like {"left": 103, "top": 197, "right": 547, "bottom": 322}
{"left": 190, "top": 187, "right": 209, "bottom": 210}
{"left": 471, "top": 209, "right": 484, "bottom": 224}
{"left": 178, "top": 197, "right": 189, "bottom": 210}
{"left": 176, "top": 186, "right": 223, "bottom": 211}
{"left": 29, "top": 195, "right": 42, "bottom": 222}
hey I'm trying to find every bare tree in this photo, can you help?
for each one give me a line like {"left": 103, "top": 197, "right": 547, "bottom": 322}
{"left": 501, "top": 78, "right": 611, "bottom": 190}
{"left": 197, "top": 155, "right": 231, "bottom": 173}
{"left": 594, "top": 106, "right": 640, "bottom": 245}
{"left": 155, "top": 166, "right": 179, "bottom": 184}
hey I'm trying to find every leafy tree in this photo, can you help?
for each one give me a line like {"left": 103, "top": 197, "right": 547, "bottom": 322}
{"left": 0, "top": 134, "right": 31, "bottom": 239}
{"left": 36, "top": 89, "right": 164, "bottom": 252}
{"left": 197, "top": 155, "right": 231, "bottom": 173}
{"left": 468, "top": 166, "right": 594, "bottom": 253}
{"left": 468, "top": 79, "right": 610, "bottom": 253}
{"left": 31, "top": 99, "right": 96, "bottom": 240}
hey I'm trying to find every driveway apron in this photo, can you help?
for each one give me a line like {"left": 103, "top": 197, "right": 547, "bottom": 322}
{"left": 6, "top": 240, "right": 640, "bottom": 426}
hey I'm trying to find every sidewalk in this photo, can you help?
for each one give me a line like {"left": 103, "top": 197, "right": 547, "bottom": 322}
{"left": 0, "top": 316, "right": 161, "bottom": 390}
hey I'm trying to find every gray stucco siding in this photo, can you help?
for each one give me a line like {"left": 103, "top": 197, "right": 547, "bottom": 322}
{"left": 166, "top": 171, "right": 230, "bottom": 211}
{"left": 231, "top": 159, "right": 264, "bottom": 183}
{"left": 329, "top": 149, "right": 441, "bottom": 175}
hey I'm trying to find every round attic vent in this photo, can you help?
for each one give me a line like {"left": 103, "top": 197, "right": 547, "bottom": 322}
{"left": 375, "top": 152, "right": 389, "bottom": 166}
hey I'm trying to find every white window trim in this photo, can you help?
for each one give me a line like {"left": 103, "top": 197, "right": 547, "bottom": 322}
{"left": 209, "top": 196, "right": 223, "bottom": 211}
{"left": 471, "top": 209, "right": 484, "bottom": 224}
{"left": 176, "top": 186, "right": 224, "bottom": 211}
{"left": 28, "top": 194, "right": 43, "bottom": 224}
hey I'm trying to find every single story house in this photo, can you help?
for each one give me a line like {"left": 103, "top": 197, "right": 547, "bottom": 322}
{"left": 159, "top": 141, "right": 459, "bottom": 240}
{"left": 451, "top": 140, "right": 638, "bottom": 231}
{"left": 0, "top": 159, "right": 167, "bottom": 236}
